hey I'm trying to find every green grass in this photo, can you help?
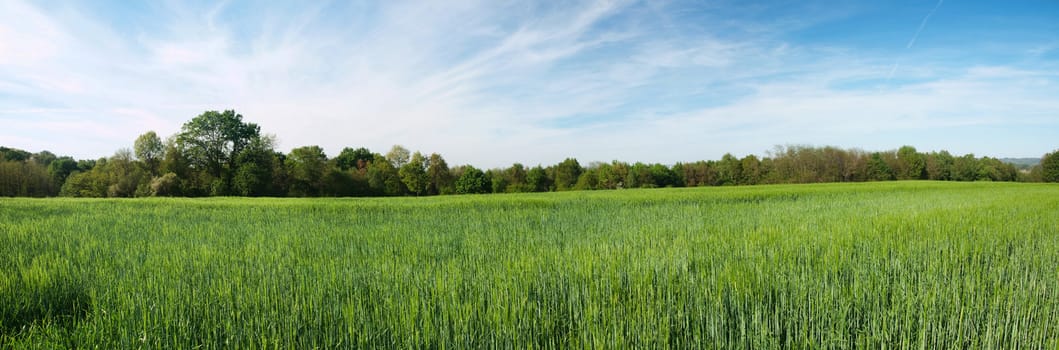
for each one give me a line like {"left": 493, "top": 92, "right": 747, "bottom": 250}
{"left": 1, "top": 181, "right": 1057, "bottom": 348}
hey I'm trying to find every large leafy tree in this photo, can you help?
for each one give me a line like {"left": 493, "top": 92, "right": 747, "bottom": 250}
{"left": 717, "top": 153, "right": 742, "bottom": 186}
{"left": 134, "top": 131, "right": 165, "bottom": 176}
{"left": 455, "top": 166, "right": 488, "bottom": 194}
{"left": 286, "top": 145, "right": 329, "bottom": 196}
{"left": 552, "top": 158, "right": 582, "bottom": 191}
{"left": 925, "top": 151, "right": 954, "bottom": 180}
{"left": 952, "top": 154, "right": 980, "bottom": 181}
{"left": 526, "top": 165, "right": 551, "bottom": 192}
{"left": 866, "top": 152, "right": 895, "bottom": 181}
{"left": 367, "top": 154, "right": 405, "bottom": 196}
{"left": 335, "top": 147, "right": 374, "bottom": 171}
{"left": 426, "top": 153, "right": 453, "bottom": 195}
{"left": 1041, "top": 150, "right": 1059, "bottom": 183}
{"left": 386, "top": 145, "right": 411, "bottom": 169}
{"left": 399, "top": 152, "right": 429, "bottom": 196}
{"left": 47, "top": 156, "right": 79, "bottom": 187}
{"left": 176, "top": 110, "right": 261, "bottom": 194}
{"left": 896, "top": 145, "right": 925, "bottom": 180}
{"left": 232, "top": 136, "right": 278, "bottom": 196}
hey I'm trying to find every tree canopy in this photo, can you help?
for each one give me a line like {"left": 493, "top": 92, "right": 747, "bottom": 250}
{"left": 176, "top": 110, "right": 262, "bottom": 195}
{"left": 0, "top": 110, "right": 1047, "bottom": 198}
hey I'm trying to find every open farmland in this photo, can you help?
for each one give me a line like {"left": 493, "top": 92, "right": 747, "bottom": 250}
{"left": 1, "top": 181, "right": 1057, "bottom": 348}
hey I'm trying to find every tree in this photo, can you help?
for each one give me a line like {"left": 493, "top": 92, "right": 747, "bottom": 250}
{"left": 30, "top": 151, "right": 57, "bottom": 166}
{"left": 896, "top": 145, "right": 925, "bottom": 180}
{"left": 176, "top": 110, "right": 261, "bottom": 194}
{"left": 649, "top": 163, "right": 679, "bottom": 187}
{"left": 386, "top": 145, "right": 410, "bottom": 169}
{"left": 1041, "top": 150, "right": 1059, "bottom": 182}
{"left": 925, "top": 151, "right": 954, "bottom": 181}
{"left": 426, "top": 153, "right": 453, "bottom": 195}
{"left": 399, "top": 152, "right": 429, "bottom": 196}
{"left": 455, "top": 166, "right": 489, "bottom": 194}
{"left": 47, "top": 157, "right": 79, "bottom": 187}
{"left": 553, "top": 158, "right": 582, "bottom": 191}
{"left": 594, "top": 162, "right": 617, "bottom": 190}
{"left": 626, "top": 162, "right": 653, "bottom": 188}
{"left": 60, "top": 169, "right": 107, "bottom": 197}
{"left": 575, "top": 168, "right": 599, "bottom": 190}
{"left": 335, "top": 147, "right": 374, "bottom": 171}
{"left": 104, "top": 148, "right": 148, "bottom": 197}
{"left": 0, "top": 147, "right": 31, "bottom": 162}
{"left": 503, "top": 163, "right": 529, "bottom": 192}
{"left": 0, "top": 158, "right": 56, "bottom": 197}
{"left": 286, "top": 146, "right": 329, "bottom": 196}
{"left": 526, "top": 166, "right": 551, "bottom": 192}
{"left": 952, "top": 154, "right": 980, "bottom": 181}
{"left": 232, "top": 136, "right": 278, "bottom": 196}
{"left": 717, "top": 153, "right": 742, "bottom": 185}
{"left": 866, "top": 152, "right": 894, "bottom": 181}
{"left": 160, "top": 137, "right": 189, "bottom": 178}
{"left": 740, "top": 155, "right": 763, "bottom": 185}
{"left": 134, "top": 131, "right": 165, "bottom": 176}
{"left": 486, "top": 169, "right": 507, "bottom": 193}
{"left": 367, "top": 154, "right": 405, "bottom": 196}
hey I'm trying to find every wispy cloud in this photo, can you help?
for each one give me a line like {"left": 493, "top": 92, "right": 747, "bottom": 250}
{"left": 1, "top": 0, "right": 1056, "bottom": 166}
{"left": 907, "top": 0, "right": 944, "bottom": 49}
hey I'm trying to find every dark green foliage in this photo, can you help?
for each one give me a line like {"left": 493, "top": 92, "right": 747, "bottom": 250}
{"left": 1041, "top": 150, "right": 1059, "bottom": 182}
{"left": 486, "top": 169, "right": 507, "bottom": 194}
{"left": 455, "top": 166, "right": 489, "bottom": 194}
{"left": 426, "top": 153, "right": 453, "bottom": 195}
{"left": 286, "top": 146, "right": 329, "bottom": 197}
{"left": 952, "top": 154, "right": 980, "bottom": 181}
{"left": 231, "top": 138, "right": 278, "bottom": 196}
{"left": 526, "top": 165, "right": 551, "bottom": 192}
{"left": 0, "top": 110, "right": 1042, "bottom": 198}
{"left": 367, "top": 155, "right": 405, "bottom": 196}
{"left": 334, "top": 147, "right": 374, "bottom": 171}
{"left": 399, "top": 152, "right": 429, "bottom": 196}
{"left": 717, "top": 153, "right": 742, "bottom": 185}
{"left": 574, "top": 168, "right": 598, "bottom": 190}
{"left": 176, "top": 110, "right": 262, "bottom": 194}
{"left": 552, "top": 158, "right": 582, "bottom": 191}
{"left": 896, "top": 145, "right": 926, "bottom": 180}
{"left": 0, "top": 147, "right": 31, "bottom": 162}
{"left": 47, "top": 157, "right": 78, "bottom": 187}
{"left": 30, "top": 151, "right": 57, "bottom": 167}
{"left": 866, "top": 152, "right": 895, "bottom": 181}
{"left": 622, "top": 162, "right": 648, "bottom": 189}
{"left": 925, "top": 151, "right": 954, "bottom": 180}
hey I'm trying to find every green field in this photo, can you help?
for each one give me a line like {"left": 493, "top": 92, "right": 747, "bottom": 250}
{"left": 1, "top": 181, "right": 1057, "bottom": 348}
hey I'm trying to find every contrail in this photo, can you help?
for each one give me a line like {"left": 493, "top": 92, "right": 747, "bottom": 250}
{"left": 886, "top": 60, "right": 900, "bottom": 81}
{"left": 907, "top": 0, "right": 944, "bottom": 49}
{"left": 887, "top": 0, "right": 944, "bottom": 84}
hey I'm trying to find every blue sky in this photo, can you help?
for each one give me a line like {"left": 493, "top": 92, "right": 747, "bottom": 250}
{"left": 1, "top": 0, "right": 1057, "bottom": 167}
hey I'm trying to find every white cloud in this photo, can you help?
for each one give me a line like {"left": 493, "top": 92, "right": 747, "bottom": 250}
{"left": 0, "top": 0, "right": 1056, "bottom": 167}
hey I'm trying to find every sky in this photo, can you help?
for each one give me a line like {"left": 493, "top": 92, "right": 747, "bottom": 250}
{"left": 1, "top": 0, "right": 1057, "bottom": 167}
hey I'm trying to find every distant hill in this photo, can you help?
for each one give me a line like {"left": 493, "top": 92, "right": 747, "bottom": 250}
{"left": 1001, "top": 158, "right": 1040, "bottom": 169}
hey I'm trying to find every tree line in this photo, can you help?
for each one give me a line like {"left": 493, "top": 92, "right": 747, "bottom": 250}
{"left": 2, "top": 110, "right": 1057, "bottom": 197}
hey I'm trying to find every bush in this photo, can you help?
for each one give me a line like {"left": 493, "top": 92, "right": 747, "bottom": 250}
{"left": 150, "top": 172, "right": 181, "bottom": 196}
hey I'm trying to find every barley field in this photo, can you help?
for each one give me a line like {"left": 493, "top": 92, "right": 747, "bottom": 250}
{"left": 1, "top": 181, "right": 1057, "bottom": 348}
